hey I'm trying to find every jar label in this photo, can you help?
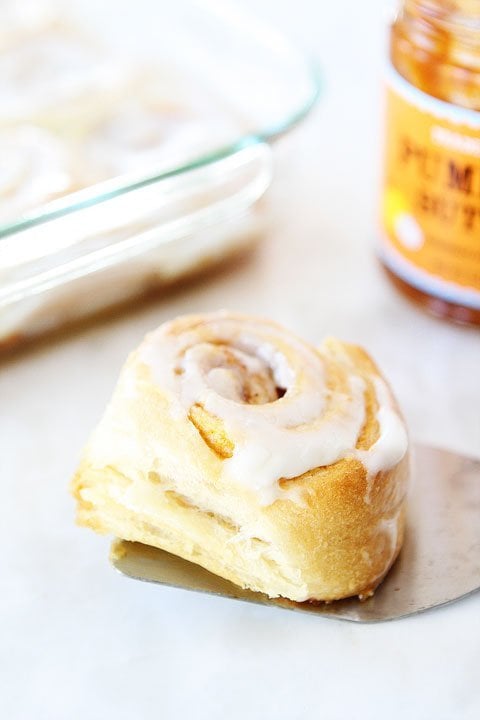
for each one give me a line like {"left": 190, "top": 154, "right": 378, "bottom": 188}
{"left": 379, "top": 64, "right": 480, "bottom": 309}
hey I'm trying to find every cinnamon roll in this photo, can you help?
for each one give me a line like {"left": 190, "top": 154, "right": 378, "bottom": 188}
{"left": 72, "top": 312, "right": 409, "bottom": 602}
{"left": 0, "top": 126, "right": 74, "bottom": 222}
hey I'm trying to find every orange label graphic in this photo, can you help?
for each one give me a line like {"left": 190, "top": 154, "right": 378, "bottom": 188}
{"left": 380, "top": 66, "right": 480, "bottom": 308}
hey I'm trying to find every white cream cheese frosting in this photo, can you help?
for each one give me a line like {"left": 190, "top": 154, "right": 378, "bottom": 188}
{"left": 141, "top": 311, "right": 408, "bottom": 504}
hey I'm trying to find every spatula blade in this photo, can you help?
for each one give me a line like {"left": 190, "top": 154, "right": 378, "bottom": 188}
{"left": 110, "top": 444, "right": 480, "bottom": 622}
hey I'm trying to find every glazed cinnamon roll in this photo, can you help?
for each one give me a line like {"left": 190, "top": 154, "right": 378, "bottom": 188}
{"left": 72, "top": 312, "right": 409, "bottom": 602}
{"left": 0, "top": 125, "right": 81, "bottom": 224}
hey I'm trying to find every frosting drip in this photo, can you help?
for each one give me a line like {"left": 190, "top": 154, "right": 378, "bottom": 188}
{"left": 141, "top": 312, "right": 408, "bottom": 503}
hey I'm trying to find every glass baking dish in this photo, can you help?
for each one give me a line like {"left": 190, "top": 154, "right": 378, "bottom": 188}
{"left": 0, "top": 0, "right": 319, "bottom": 351}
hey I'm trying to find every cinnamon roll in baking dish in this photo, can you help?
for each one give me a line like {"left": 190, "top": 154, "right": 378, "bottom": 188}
{"left": 72, "top": 312, "right": 409, "bottom": 602}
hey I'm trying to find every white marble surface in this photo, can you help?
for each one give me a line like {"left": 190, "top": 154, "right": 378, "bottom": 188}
{"left": 1, "top": 1, "right": 480, "bottom": 718}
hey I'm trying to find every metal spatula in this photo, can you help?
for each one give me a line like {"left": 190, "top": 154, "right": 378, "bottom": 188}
{"left": 111, "top": 444, "right": 480, "bottom": 622}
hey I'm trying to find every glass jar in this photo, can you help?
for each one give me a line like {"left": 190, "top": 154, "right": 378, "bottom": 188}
{"left": 379, "top": 0, "right": 480, "bottom": 324}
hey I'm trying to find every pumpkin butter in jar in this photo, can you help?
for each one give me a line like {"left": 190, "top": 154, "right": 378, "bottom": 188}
{"left": 379, "top": 0, "right": 480, "bottom": 324}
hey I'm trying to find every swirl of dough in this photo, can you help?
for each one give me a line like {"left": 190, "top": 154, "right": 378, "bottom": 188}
{"left": 141, "top": 311, "right": 408, "bottom": 504}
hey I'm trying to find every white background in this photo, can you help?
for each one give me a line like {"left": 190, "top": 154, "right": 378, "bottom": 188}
{"left": 2, "top": 1, "right": 480, "bottom": 718}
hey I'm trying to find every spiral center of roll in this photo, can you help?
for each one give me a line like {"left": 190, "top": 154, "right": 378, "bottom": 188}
{"left": 187, "top": 343, "right": 286, "bottom": 405}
